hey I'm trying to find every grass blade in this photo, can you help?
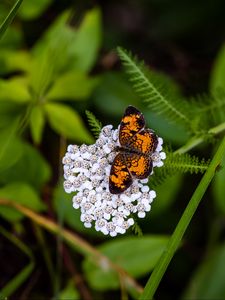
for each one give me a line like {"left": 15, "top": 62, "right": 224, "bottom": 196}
{"left": 0, "top": 226, "right": 34, "bottom": 298}
{"left": 0, "top": 263, "right": 34, "bottom": 298}
{"left": 0, "top": 0, "right": 24, "bottom": 41}
{"left": 139, "top": 135, "right": 225, "bottom": 299}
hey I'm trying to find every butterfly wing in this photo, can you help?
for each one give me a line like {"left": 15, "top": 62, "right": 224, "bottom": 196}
{"left": 128, "top": 129, "right": 158, "bottom": 154}
{"left": 125, "top": 153, "right": 153, "bottom": 179}
{"left": 119, "top": 106, "right": 145, "bottom": 147}
{"left": 109, "top": 106, "right": 158, "bottom": 194}
{"left": 109, "top": 153, "right": 133, "bottom": 194}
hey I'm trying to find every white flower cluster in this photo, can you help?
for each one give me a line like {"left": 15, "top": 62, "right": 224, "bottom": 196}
{"left": 62, "top": 125, "right": 166, "bottom": 237}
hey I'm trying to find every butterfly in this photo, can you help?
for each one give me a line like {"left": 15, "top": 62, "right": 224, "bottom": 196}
{"left": 109, "top": 105, "right": 158, "bottom": 194}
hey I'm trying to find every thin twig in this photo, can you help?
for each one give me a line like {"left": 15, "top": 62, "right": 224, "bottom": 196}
{"left": 0, "top": 200, "right": 143, "bottom": 296}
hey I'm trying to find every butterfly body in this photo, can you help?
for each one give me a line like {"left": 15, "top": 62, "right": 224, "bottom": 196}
{"left": 109, "top": 106, "right": 158, "bottom": 194}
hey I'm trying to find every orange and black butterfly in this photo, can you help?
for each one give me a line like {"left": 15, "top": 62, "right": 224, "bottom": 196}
{"left": 109, "top": 106, "right": 158, "bottom": 194}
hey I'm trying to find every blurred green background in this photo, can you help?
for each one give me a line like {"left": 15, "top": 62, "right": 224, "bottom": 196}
{"left": 1, "top": 0, "right": 225, "bottom": 299}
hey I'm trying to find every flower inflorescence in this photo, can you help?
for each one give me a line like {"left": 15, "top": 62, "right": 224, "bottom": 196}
{"left": 62, "top": 125, "right": 166, "bottom": 236}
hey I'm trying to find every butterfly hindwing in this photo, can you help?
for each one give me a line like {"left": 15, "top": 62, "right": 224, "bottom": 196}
{"left": 128, "top": 129, "right": 158, "bottom": 154}
{"left": 125, "top": 153, "right": 153, "bottom": 179}
{"left": 109, "top": 153, "right": 133, "bottom": 194}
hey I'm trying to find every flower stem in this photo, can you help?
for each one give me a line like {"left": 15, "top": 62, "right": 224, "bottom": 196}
{"left": 139, "top": 135, "right": 225, "bottom": 300}
{"left": 175, "top": 121, "right": 225, "bottom": 154}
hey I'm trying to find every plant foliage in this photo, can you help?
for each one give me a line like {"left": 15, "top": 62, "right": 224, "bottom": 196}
{"left": 151, "top": 150, "right": 209, "bottom": 187}
{"left": 1, "top": 2, "right": 225, "bottom": 300}
{"left": 85, "top": 110, "right": 102, "bottom": 138}
{"left": 192, "top": 92, "right": 225, "bottom": 129}
{"left": 0, "top": 0, "right": 24, "bottom": 40}
{"left": 117, "top": 47, "right": 194, "bottom": 131}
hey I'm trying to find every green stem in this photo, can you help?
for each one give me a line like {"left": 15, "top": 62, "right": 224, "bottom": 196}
{"left": 139, "top": 135, "right": 225, "bottom": 300}
{"left": 175, "top": 121, "right": 225, "bottom": 154}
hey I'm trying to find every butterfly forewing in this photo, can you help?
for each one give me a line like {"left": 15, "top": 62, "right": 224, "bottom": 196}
{"left": 119, "top": 106, "right": 145, "bottom": 146}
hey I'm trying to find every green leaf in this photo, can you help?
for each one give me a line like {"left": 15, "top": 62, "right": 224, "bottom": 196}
{"left": 210, "top": 43, "right": 225, "bottom": 93}
{"left": 92, "top": 72, "right": 138, "bottom": 115}
{"left": 32, "top": 10, "right": 73, "bottom": 56}
{"left": 0, "top": 50, "right": 31, "bottom": 75}
{"left": 83, "top": 235, "right": 169, "bottom": 290}
{"left": 0, "top": 182, "right": 46, "bottom": 222}
{"left": 44, "top": 102, "right": 93, "bottom": 143}
{"left": 18, "top": 0, "right": 52, "bottom": 20}
{"left": 46, "top": 72, "right": 99, "bottom": 101}
{"left": 213, "top": 149, "right": 225, "bottom": 214}
{"left": 0, "top": 141, "right": 51, "bottom": 191}
{"left": 0, "top": 77, "right": 30, "bottom": 103}
{"left": 0, "top": 101, "right": 24, "bottom": 129}
{"left": 69, "top": 8, "right": 102, "bottom": 72}
{"left": 29, "top": 105, "right": 45, "bottom": 144}
{"left": 29, "top": 50, "right": 56, "bottom": 102}
{"left": 59, "top": 281, "right": 80, "bottom": 300}
{"left": 0, "top": 0, "right": 24, "bottom": 41}
{"left": 151, "top": 174, "right": 183, "bottom": 217}
{"left": 182, "top": 243, "right": 225, "bottom": 300}
{"left": 29, "top": 9, "right": 101, "bottom": 99}
{"left": 30, "top": 12, "right": 76, "bottom": 98}
{"left": 0, "top": 120, "right": 23, "bottom": 172}
{"left": 53, "top": 181, "right": 102, "bottom": 237}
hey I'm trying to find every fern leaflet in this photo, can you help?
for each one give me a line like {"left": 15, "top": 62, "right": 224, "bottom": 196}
{"left": 117, "top": 47, "right": 193, "bottom": 131}
{"left": 165, "top": 152, "right": 209, "bottom": 174}
{"left": 150, "top": 151, "right": 209, "bottom": 187}
{"left": 85, "top": 110, "right": 102, "bottom": 138}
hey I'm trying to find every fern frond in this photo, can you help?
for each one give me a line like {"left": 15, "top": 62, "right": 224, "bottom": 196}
{"left": 165, "top": 152, "right": 209, "bottom": 174}
{"left": 117, "top": 47, "right": 193, "bottom": 130}
{"left": 192, "top": 92, "right": 225, "bottom": 129}
{"left": 131, "top": 219, "right": 143, "bottom": 237}
{"left": 85, "top": 110, "right": 102, "bottom": 138}
{"left": 150, "top": 150, "right": 209, "bottom": 187}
